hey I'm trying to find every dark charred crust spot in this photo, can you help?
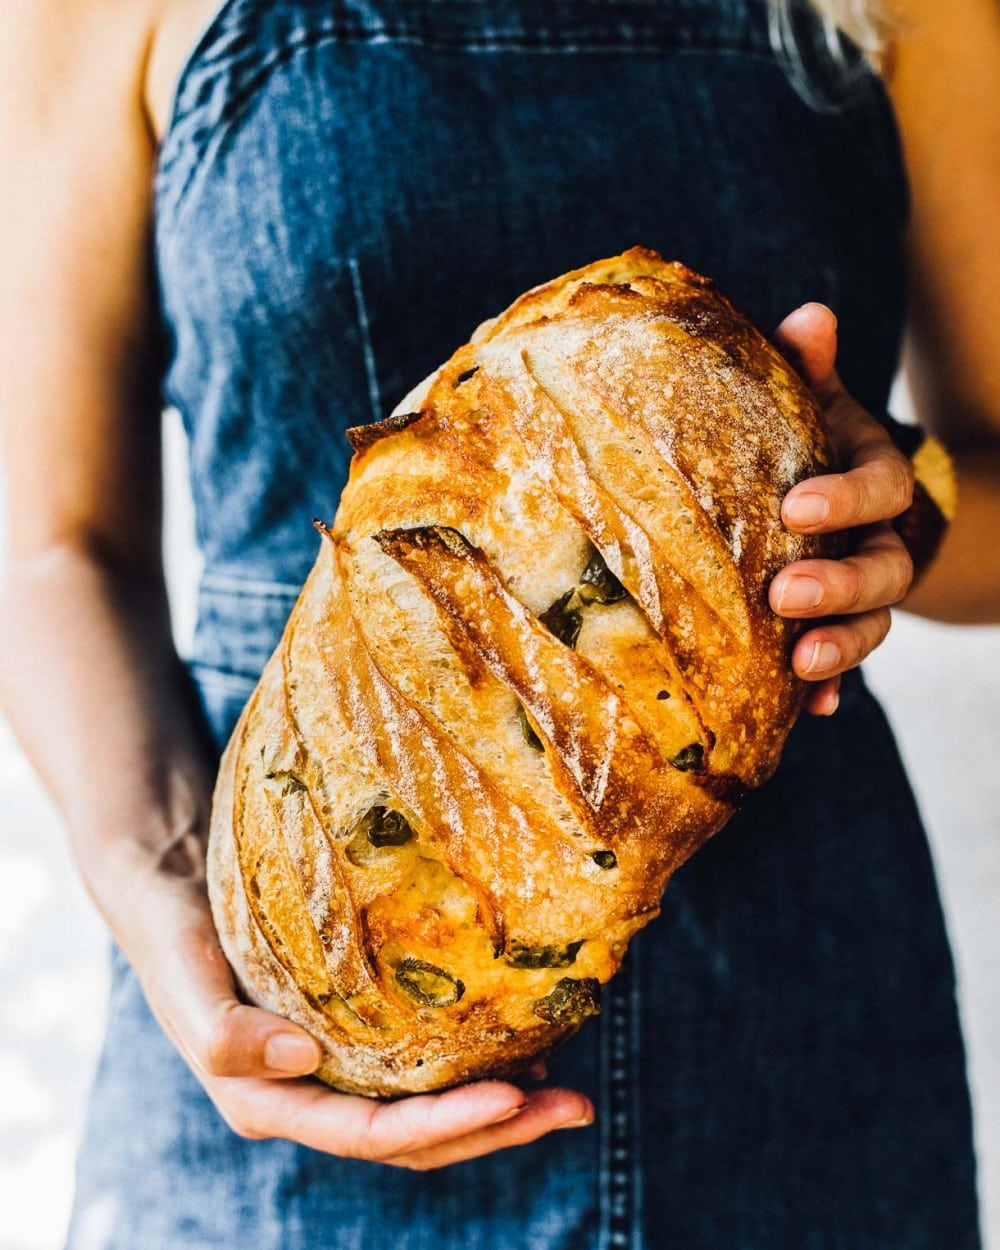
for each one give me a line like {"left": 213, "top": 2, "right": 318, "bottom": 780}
{"left": 455, "top": 366, "right": 480, "bottom": 385}
{"left": 696, "top": 772, "right": 753, "bottom": 808}
{"left": 345, "top": 409, "right": 425, "bottom": 453}
{"left": 567, "top": 280, "right": 642, "bottom": 310}
{"left": 373, "top": 525, "right": 472, "bottom": 561}
{"left": 677, "top": 301, "right": 743, "bottom": 341}
{"left": 656, "top": 690, "right": 671, "bottom": 700}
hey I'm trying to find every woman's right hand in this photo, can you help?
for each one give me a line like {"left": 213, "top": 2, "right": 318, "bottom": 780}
{"left": 125, "top": 844, "right": 593, "bottom": 1170}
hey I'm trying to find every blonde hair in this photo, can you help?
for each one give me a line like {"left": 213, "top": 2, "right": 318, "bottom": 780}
{"left": 767, "top": 0, "right": 896, "bottom": 108}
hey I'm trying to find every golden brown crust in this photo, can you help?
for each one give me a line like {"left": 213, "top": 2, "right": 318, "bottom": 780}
{"left": 207, "top": 248, "right": 838, "bottom": 1097}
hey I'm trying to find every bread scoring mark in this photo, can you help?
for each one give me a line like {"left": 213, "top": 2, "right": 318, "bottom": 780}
{"left": 374, "top": 525, "right": 621, "bottom": 814}
{"left": 474, "top": 356, "right": 654, "bottom": 625}
{"left": 471, "top": 345, "right": 732, "bottom": 748}
{"left": 475, "top": 248, "right": 706, "bottom": 346}
{"left": 520, "top": 343, "right": 751, "bottom": 646}
{"left": 371, "top": 524, "right": 717, "bottom": 883}
{"left": 229, "top": 686, "right": 316, "bottom": 1019}
{"left": 221, "top": 705, "right": 307, "bottom": 1035}
{"left": 335, "top": 584, "right": 504, "bottom": 948}
{"left": 232, "top": 702, "right": 360, "bottom": 1037}
{"left": 472, "top": 342, "right": 748, "bottom": 744}
{"left": 346, "top": 529, "right": 623, "bottom": 862}
{"left": 280, "top": 594, "right": 395, "bottom": 1004}
{"left": 333, "top": 540, "right": 626, "bottom": 950}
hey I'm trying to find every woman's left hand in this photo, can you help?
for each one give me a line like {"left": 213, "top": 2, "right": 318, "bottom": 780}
{"left": 769, "top": 303, "right": 916, "bottom": 717}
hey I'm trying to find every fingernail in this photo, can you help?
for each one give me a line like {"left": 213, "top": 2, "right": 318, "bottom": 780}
{"left": 800, "top": 301, "right": 838, "bottom": 330}
{"left": 775, "top": 575, "right": 823, "bottom": 612}
{"left": 784, "top": 493, "right": 830, "bottom": 528}
{"left": 264, "top": 1033, "right": 320, "bottom": 1073}
{"left": 826, "top": 689, "right": 840, "bottom": 715}
{"left": 488, "top": 1103, "right": 526, "bottom": 1126}
{"left": 559, "top": 1115, "right": 594, "bottom": 1130}
{"left": 805, "top": 641, "right": 841, "bottom": 674}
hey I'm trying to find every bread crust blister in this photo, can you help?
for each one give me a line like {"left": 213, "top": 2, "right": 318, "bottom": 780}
{"left": 207, "top": 248, "right": 838, "bottom": 1096}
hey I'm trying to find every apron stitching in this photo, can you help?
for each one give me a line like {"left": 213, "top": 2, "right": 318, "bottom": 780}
{"left": 608, "top": 957, "right": 634, "bottom": 1249}
{"left": 348, "top": 255, "right": 384, "bottom": 424}
{"left": 200, "top": 572, "right": 303, "bottom": 598}
{"left": 599, "top": 983, "right": 613, "bottom": 1250}
{"left": 630, "top": 936, "right": 645, "bottom": 1250}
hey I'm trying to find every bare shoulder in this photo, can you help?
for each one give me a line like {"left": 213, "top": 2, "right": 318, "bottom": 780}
{"left": 145, "top": 0, "right": 229, "bottom": 142}
{"left": 884, "top": 0, "right": 1000, "bottom": 217}
{"left": 0, "top": 0, "right": 224, "bottom": 146}
{"left": 884, "top": 0, "right": 1000, "bottom": 115}
{"left": 0, "top": 0, "right": 180, "bottom": 572}
{"left": 0, "top": 0, "right": 155, "bottom": 110}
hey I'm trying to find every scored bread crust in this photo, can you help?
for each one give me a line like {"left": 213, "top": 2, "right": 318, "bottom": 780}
{"left": 207, "top": 248, "right": 838, "bottom": 1097}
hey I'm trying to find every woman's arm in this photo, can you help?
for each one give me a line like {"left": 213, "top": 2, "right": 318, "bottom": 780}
{"left": 0, "top": 0, "right": 191, "bottom": 882}
{"left": 887, "top": 0, "right": 1000, "bottom": 622}
{"left": 0, "top": 0, "right": 589, "bottom": 1168}
{"left": 766, "top": 0, "right": 1000, "bottom": 701}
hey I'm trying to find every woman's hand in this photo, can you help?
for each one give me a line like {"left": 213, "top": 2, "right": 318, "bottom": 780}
{"left": 128, "top": 855, "right": 592, "bottom": 1172}
{"left": 768, "top": 304, "right": 915, "bottom": 716}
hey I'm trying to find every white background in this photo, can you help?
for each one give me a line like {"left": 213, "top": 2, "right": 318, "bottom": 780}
{"left": 0, "top": 410, "right": 997, "bottom": 1250}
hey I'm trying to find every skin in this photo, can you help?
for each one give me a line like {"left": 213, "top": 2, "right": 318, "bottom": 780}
{"left": 0, "top": 0, "right": 997, "bottom": 1172}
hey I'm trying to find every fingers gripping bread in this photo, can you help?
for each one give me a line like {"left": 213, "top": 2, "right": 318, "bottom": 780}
{"left": 207, "top": 248, "right": 837, "bottom": 1096}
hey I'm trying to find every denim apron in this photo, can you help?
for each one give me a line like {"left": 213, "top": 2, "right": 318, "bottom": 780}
{"left": 64, "top": 2, "right": 982, "bottom": 1246}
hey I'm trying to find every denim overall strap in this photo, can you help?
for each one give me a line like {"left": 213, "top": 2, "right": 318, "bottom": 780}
{"left": 152, "top": 0, "right": 909, "bottom": 593}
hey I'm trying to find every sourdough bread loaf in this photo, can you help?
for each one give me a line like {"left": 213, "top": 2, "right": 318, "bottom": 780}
{"left": 207, "top": 248, "right": 838, "bottom": 1096}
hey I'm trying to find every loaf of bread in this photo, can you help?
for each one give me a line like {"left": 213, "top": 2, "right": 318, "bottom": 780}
{"left": 207, "top": 248, "right": 838, "bottom": 1096}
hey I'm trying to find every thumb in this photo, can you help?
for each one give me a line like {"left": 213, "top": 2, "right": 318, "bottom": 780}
{"left": 141, "top": 904, "right": 323, "bottom": 1081}
{"left": 773, "top": 302, "right": 840, "bottom": 400}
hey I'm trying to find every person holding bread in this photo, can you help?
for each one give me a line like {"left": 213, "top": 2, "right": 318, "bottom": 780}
{"left": 0, "top": 0, "right": 995, "bottom": 1245}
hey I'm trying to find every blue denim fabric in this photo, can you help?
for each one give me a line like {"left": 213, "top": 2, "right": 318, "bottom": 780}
{"left": 65, "top": 1, "right": 981, "bottom": 1246}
